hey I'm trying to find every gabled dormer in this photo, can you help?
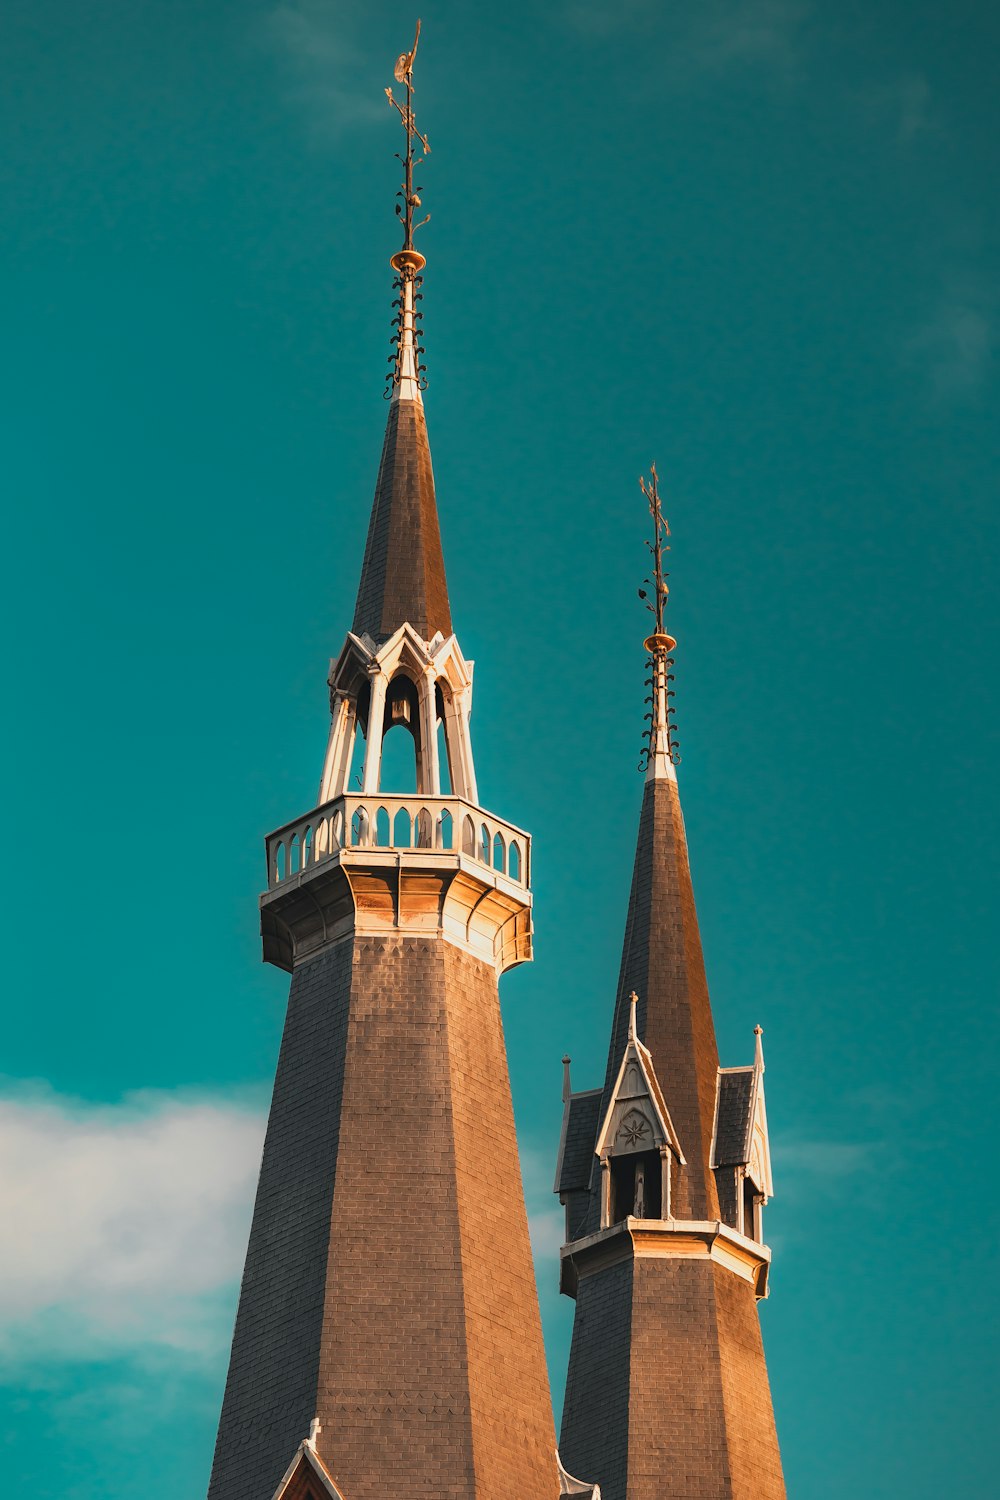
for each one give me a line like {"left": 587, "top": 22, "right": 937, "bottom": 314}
{"left": 593, "top": 992, "right": 685, "bottom": 1227}
{"left": 711, "top": 1025, "right": 774, "bottom": 1243}
{"left": 270, "top": 1424, "right": 345, "bottom": 1500}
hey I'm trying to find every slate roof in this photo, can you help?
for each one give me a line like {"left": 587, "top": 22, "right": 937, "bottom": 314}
{"left": 352, "top": 396, "right": 452, "bottom": 645}
{"left": 712, "top": 1068, "right": 755, "bottom": 1167}
{"left": 588, "top": 776, "right": 723, "bottom": 1228}
{"left": 556, "top": 1090, "right": 602, "bottom": 1195}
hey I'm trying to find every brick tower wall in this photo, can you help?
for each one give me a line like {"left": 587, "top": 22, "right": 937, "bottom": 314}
{"left": 560, "top": 1256, "right": 785, "bottom": 1500}
{"left": 209, "top": 934, "right": 558, "bottom": 1500}
{"left": 208, "top": 943, "right": 354, "bottom": 1500}
{"left": 559, "top": 1260, "right": 633, "bottom": 1500}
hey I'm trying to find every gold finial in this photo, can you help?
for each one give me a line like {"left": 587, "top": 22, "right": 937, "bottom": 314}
{"left": 639, "top": 463, "right": 675, "bottom": 654}
{"left": 638, "top": 463, "right": 680, "bottom": 774}
{"left": 385, "top": 20, "right": 430, "bottom": 275}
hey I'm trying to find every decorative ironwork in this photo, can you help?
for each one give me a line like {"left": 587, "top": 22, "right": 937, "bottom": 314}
{"left": 638, "top": 462, "right": 670, "bottom": 639}
{"left": 637, "top": 464, "right": 681, "bottom": 771}
{"left": 385, "top": 19, "right": 431, "bottom": 255}
{"left": 383, "top": 21, "right": 430, "bottom": 397}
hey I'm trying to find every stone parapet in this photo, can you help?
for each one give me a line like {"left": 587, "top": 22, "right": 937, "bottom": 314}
{"left": 260, "top": 793, "right": 532, "bottom": 974}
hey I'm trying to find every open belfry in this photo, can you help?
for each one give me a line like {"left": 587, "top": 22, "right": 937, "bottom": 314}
{"left": 208, "top": 27, "right": 785, "bottom": 1500}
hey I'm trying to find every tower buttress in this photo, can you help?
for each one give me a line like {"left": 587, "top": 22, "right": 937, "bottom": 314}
{"left": 554, "top": 469, "right": 785, "bottom": 1500}
{"left": 208, "top": 31, "right": 557, "bottom": 1499}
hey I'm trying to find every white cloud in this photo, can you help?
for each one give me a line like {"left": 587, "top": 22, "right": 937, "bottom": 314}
{"left": 692, "top": 0, "right": 811, "bottom": 72}
{"left": 263, "top": 2, "right": 384, "bottom": 144}
{"left": 519, "top": 1140, "right": 565, "bottom": 1265}
{"left": 564, "top": 0, "right": 811, "bottom": 73}
{"left": 0, "top": 1084, "right": 265, "bottom": 1372}
{"left": 906, "top": 286, "right": 994, "bottom": 401}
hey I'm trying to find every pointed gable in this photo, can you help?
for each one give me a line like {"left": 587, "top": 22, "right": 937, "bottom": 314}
{"left": 270, "top": 1439, "right": 345, "bottom": 1500}
{"left": 594, "top": 995, "right": 685, "bottom": 1163}
{"left": 711, "top": 1029, "right": 773, "bottom": 1198}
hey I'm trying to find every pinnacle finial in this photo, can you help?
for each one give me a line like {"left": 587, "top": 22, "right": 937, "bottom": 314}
{"left": 627, "top": 991, "right": 639, "bottom": 1043}
{"left": 386, "top": 20, "right": 430, "bottom": 267}
{"left": 637, "top": 463, "right": 680, "bottom": 778}
{"left": 754, "top": 1025, "right": 765, "bottom": 1072}
{"left": 384, "top": 22, "right": 431, "bottom": 400}
{"left": 306, "top": 1417, "right": 322, "bottom": 1452}
{"left": 562, "top": 1055, "right": 573, "bottom": 1103}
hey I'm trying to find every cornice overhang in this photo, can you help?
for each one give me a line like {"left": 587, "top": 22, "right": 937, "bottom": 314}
{"left": 260, "top": 794, "right": 532, "bottom": 974}
{"left": 559, "top": 1216, "right": 770, "bottom": 1302}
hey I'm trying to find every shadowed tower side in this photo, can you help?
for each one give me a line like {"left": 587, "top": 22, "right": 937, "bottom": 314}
{"left": 207, "top": 30, "right": 558, "bottom": 1500}
{"left": 554, "top": 468, "right": 786, "bottom": 1500}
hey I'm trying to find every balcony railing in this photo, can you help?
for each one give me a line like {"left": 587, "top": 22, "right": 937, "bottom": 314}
{"left": 265, "top": 794, "right": 530, "bottom": 892}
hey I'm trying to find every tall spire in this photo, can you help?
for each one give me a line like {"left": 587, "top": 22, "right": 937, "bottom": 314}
{"left": 555, "top": 472, "right": 785, "bottom": 1499}
{"left": 353, "top": 23, "right": 452, "bottom": 645}
{"left": 600, "top": 467, "right": 719, "bottom": 1220}
{"left": 209, "top": 26, "right": 559, "bottom": 1500}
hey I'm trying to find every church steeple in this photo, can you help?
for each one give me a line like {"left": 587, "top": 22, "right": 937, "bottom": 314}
{"left": 208, "top": 32, "right": 557, "bottom": 1499}
{"left": 555, "top": 470, "right": 786, "bottom": 1500}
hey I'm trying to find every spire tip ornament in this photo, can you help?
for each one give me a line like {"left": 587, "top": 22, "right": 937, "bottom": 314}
{"left": 385, "top": 21, "right": 430, "bottom": 399}
{"left": 637, "top": 463, "right": 680, "bottom": 777}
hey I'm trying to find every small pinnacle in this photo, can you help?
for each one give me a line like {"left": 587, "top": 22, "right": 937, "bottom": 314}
{"left": 628, "top": 991, "right": 639, "bottom": 1043}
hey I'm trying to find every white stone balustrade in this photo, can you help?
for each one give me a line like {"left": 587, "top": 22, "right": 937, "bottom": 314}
{"left": 265, "top": 794, "right": 530, "bottom": 891}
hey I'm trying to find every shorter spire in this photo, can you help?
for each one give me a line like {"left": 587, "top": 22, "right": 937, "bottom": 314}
{"left": 385, "top": 22, "right": 431, "bottom": 403}
{"left": 637, "top": 463, "right": 679, "bottom": 782}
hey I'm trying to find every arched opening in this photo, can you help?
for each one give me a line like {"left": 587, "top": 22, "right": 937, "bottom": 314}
{"left": 379, "top": 725, "right": 419, "bottom": 793}
{"left": 274, "top": 841, "right": 286, "bottom": 883}
{"left": 302, "top": 825, "right": 314, "bottom": 867}
{"left": 348, "top": 680, "right": 371, "bottom": 791}
{"left": 480, "top": 824, "right": 491, "bottom": 865}
{"left": 462, "top": 815, "right": 476, "bottom": 856}
{"left": 508, "top": 840, "right": 521, "bottom": 882}
{"left": 743, "top": 1176, "right": 762, "bottom": 1242}
{"left": 289, "top": 833, "right": 301, "bottom": 874}
{"left": 379, "top": 673, "right": 422, "bottom": 793}
{"left": 375, "top": 806, "right": 391, "bottom": 847}
{"left": 610, "top": 1150, "right": 662, "bottom": 1223}
{"left": 435, "top": 681, "right": 454, "bottom": 794}
{"left": 351, "top": 807, "right": 370, "bottom": 847}
{"left": 393, "top": 807, "right": 412, "bottom": 847}
{"left": 331, "top": 808, "right": 344, "bottom": 849}
{"left": 438, "top": 807, "right": 454, "bottom": 850}
{"left": 415, "top": 807, "right": 433, "bottom": 848}
{"left": 493, "top": 831, "right": 506, "bottom": 872}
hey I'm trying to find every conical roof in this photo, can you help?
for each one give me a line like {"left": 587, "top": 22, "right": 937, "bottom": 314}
{"left": 351, "top": 395, "right": 452, "bottom": 645}
{"left": 597, "top": 773, "right": 722, "bottom": 1220}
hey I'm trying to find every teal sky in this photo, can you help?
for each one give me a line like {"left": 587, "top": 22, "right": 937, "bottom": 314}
{"left": 1, "top": 1, "right": 998, "bottom": 1495}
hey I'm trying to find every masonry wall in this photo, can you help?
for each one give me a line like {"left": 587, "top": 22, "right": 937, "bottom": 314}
{"left": 559, "top": 1260, "right": 633, "bottom": 1500}
{"left": 443, "top": 942, "right": 558, "bottom": 1498}
{"left": 208, "top": 943, "right": 354, "bottom": 1500}
{"left": 713, "top": 1265, "right": 786, "bottom": 1499}
{"left": 561, "top": 1253, "right": 785, "bottom": 1500}
{"left": 209, "top": 933, "right": 558, "bottom": 1500}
